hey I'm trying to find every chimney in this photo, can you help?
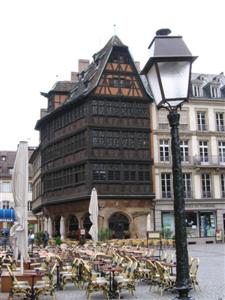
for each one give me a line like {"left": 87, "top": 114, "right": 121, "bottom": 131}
{"left": 135, "top": 61, "right": 141, "bottom": 72}
{"left": 71, "top": 71, "right": 78, "bottom": 83}
{"left": 78, "top": 59, "right": 90, "bottom": 73}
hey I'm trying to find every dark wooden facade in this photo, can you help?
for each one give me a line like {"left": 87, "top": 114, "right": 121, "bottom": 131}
{"left": 32, "top": 36, "right": 155, "bottom": 238}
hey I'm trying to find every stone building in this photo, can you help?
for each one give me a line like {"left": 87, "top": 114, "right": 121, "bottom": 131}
{"left": 0, "top": 148, "right": 36, "bottom": 230}
{"left": 152, "top": 72, "right": 225, "bottom": 243}
{"left": 31, "top": 35, "right": 155, "bottom": 239}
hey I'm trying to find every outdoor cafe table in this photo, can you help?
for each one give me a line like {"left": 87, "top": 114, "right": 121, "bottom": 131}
{"left": 1, "top": 269, "right": 43, "bottom": 297}
{"left": 102, "top": 265, "right": 123, "bottom": 299}
{"left": 162, "top": 261, "right": 177, "bottom": 275}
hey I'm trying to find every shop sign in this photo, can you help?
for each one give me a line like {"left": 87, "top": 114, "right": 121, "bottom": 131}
{"left": 215, "top": 229, "right": 223, "bottom": 242}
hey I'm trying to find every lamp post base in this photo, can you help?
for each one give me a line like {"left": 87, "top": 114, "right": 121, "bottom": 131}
{"left": 172, "top": 287, "right": 194, "bottom": 300}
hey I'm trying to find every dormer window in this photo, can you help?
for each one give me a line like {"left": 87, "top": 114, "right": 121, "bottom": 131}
{"left": 211, "top": 85, "right": 220, "bottom": 98}
{"left": 84, "top": 80, "right": 89, "bottom": 90}
{"left": 192, "top": 84, "right": 202, "bottom": 97}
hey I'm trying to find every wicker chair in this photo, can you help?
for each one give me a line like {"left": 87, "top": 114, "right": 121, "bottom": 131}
{"left": 7, "top": 265, "right": 32, "bottom": 300}
{"left": 82, "top": 263, "right": 109, "bottom": 300}
{"left": 60, "top": 257, "right": 83, "bottom": 289}
{"left": 189, "top": 257, "right": 200, "bottom": 290}
{"left": 154, "top": 261, "right": 175, "bottom": 296}
{"left": 114, "top": 260, "right": 138, "bottom": 299}
{"left": 33, "top": 262, "right": 57, "bottom": 300}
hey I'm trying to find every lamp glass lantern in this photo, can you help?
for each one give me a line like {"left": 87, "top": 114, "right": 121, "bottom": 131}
{"left": 142, "top": 28, "right": 197, "bottom": 110}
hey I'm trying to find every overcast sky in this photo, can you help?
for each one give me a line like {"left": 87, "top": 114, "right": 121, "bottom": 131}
{"left": 1, "top": 0, "right": 225, "bottom": 151}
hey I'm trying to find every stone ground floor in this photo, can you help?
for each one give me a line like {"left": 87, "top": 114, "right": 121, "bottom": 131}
{"left": 0, "top": 243, "right": 224, "bottom": 300}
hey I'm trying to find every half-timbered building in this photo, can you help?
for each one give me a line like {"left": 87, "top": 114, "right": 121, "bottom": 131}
{"left": 31, "top": 35, "right": 154, "bottom": 239}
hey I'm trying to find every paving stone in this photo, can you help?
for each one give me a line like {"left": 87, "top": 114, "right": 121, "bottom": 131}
{"left": 0, "top": 243, "right": 224, "bottom": 300}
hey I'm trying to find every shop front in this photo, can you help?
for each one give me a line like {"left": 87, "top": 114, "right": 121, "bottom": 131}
{"left": 162, "top": 210, "right": 216, "bottom": 241}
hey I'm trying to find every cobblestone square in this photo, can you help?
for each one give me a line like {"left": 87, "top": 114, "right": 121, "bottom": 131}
{"left": 0, "top": 243, "right": 224, "bottom": 300}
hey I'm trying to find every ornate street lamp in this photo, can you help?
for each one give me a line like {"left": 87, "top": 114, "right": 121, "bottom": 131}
{"left": 141, "top": 29, "right": 197, "bottom": 299}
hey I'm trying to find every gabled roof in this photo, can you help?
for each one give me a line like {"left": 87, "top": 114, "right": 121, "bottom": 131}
{"left": 36, "top": 35, "right": 152, "bottom": 130}
{"left": 67, "top": 35, "right": 128, "bottom": 103}
{"left": 41, "top": 81, "right": 75, "bottom": 98}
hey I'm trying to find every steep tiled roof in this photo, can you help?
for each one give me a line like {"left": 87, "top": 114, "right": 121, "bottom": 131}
{"left": 50, "top": 81, "right": 75, "bottom": 93}
{"left": 191, "top": 72, "right": 225, "bottom": 99}
{"left": 67, "top": 35, "right": 128, "bottom": 103}
{"left": 0, "top": 149, "right": 34, "bottom": 178}
{"left": 36, "top": 35, "right": 151, "bottom": 130}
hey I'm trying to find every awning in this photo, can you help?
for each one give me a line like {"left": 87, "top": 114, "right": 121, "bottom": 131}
{"left": 0, "top": 209, "right": 15, "bottom": 222}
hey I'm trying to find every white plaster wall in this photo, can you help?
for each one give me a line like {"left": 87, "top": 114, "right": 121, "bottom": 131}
{"left": 208, "top": 108, "right": 215, "bottom": 131}
{"left": 191, "top": 136, "right": 199, "bottom": 156}
{"left": 154, "top": 169, "right": 160, "bottom": 199}
{"left": 194, "top": 174, "right": 201, "bottom": 198}
{"left": 213, "top": 175, "right": 221, "bottom": 199}
{"left": 153, "top": 135, "right": 159, "bottom": 163}
{"left": 188, "top": 106, "right": 196, "bottom": 131}
{"left": 211, "top": 136, "right": 218, "bottom": 156}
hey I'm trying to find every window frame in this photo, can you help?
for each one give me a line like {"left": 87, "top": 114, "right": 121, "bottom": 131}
{"left": 159, "top": 139, "right": 170, "bottom": 162}
{"left": 201, "top": 173, "right": 212, "bottom": 198}
{"left": 161, "top": 173, "right": 172, "bottom": 199}
{"left": 197, "top": 111, "right": 207, "bottom": 131}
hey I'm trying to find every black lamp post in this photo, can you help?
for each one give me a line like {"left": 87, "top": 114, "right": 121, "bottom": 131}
{"left": 141, "top": 29, "right": 197, "bottom": 299}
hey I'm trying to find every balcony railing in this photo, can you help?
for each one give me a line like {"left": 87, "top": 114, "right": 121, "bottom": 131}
{"left": 217, "top": 125, "right": 225, "bottom": 132}
{"left": 162, "top": 191, "right": 172, "bottom": 199}
{"left": 184, "top": 191, "right": 192, "bottom": 199}
{"left": 197, "top": 124, "right": 207, "bottom": 131}
{"left": 193, "top": 155, "right": 225, "bottom": 167}
{"left": 158, "top": 123, "right": 189, "bottom": 130}
{"left": 161, "top": 191, "right": 193, "bottom": 199}
{"left": 202, "top": 191, "right": 212, "bottom": 198}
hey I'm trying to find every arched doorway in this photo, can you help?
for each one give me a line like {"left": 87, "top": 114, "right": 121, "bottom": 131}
{"left": 54, "top": 216, "right": 61, "bottom": 237}
{"left": 108, "top": 213, "right": 130, "bottom": 239}
{"left": 83, "top": 213, "right": 92, "bottom": 239}
{"left": 68, "top": 215, "right": 79, "bottom": 239}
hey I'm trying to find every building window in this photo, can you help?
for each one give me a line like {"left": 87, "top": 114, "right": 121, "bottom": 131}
{"left": 201, "top": 173, "right": 212, "bottom": 198}
{"left": 161, "top": 173, "right": 172, "bottom": 198}
{"left": 197, "top": 111, "right": 207, "bottom": 131}
{"left": 211, "top": 86, "right": 220, "bottom": 98}
{"left": 216, "top": 112, "right": 225, "bottom": 132}
{"left": 218, "top": 141, "right": 225, "bottom": 163}
{"left": 27, "top": 201, "right": 32, "bottom": 211}
{"left": 183, "top": 173, "right": 192, "bottom": 198}
{"left": 186, "top": 212, "right": 198, "bottom": 237}
{"left": 199, "top": 212, "right": 216, "bottom": 237}
{"left": 0, "top": 182, "right": 11, "bottom": 193}
{"left": 162, "top": 212, "right": 175, "bottom": 236}
{"left": 2, "top": 200, "right": 10, "bottom": 209}
{"left": 192, "top": 85, "right": 202, "bottom": 97}
{"left": 159, "top": 139, "right": 169, "bottom": 162}
{"left": 28, "top": 182, "right": 32, "bottom": 192}
{"left": 221, "top": 174, "right": 225, "bottom": 197}
{"left": 8, "top": 168, "right": 13, "bottom": 175}
{"left": 179, "top": 110, "right": 189, "bottom": 130}
{"left": 180, "top": 140, "right": 189, "bottom": 162}
{"left": 158, "top": 110, "right": 169, "bottom": 129}
{"left": 199, "top": 141, "right": 208, "bottom": 163}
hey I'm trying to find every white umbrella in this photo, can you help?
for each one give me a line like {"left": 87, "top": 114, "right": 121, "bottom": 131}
{"left": 10, "top": 141, "right": 29, "bottom": 273}
{"left": 60, "top": 216, "right": 65, "bottom": 240}
{"left": 147, "top": 213, "right": 151, "bottom": 232}
{"left": 89, "top": 188, "right": 99, "bottom": 244}
{"left": 44, "top": 217, "right": 48, "bottom": 232}
{"left": 47, "top": 218, "right": 52, "bottom": 239}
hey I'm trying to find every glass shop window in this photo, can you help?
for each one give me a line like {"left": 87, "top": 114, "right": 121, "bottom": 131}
{"left": 199, "top": 212, "right": 216, "bottom": 237}
{"left": 186, "top": 211, "right": 198, "bottom": 238}
{"left": 162, "top": 212, "right": 175, "bottom": 237}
